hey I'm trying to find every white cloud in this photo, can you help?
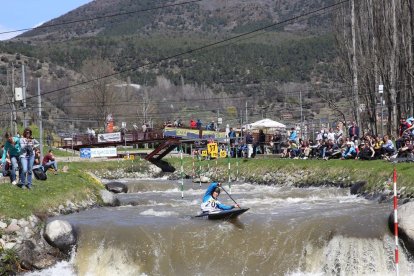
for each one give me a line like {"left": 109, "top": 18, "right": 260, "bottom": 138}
{"left": 0, "top": 25, "right": 22, "bottom": 41}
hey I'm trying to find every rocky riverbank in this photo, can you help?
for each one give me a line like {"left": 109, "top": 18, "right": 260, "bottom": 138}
{"left": 0, "top": 197, "right": 98, "bottom": 274}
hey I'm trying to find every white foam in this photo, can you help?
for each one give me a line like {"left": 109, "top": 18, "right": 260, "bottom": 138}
{"left": 139, "top": 208, "right": 178, "bottom": 217}
{"left": 23, "top": 261, "right": 76, "bottom": 276}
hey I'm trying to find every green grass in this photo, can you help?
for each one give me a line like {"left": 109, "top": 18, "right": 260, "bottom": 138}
{"left": 0, "top": 159, "right": 148, "bottom": 219}
{"left": 168, "top": 157, "right": 414, "bottom": 195}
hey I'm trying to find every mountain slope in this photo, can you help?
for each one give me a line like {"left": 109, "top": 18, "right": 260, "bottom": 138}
{"left": 18, "top": 0, "right": 335, "bottom": 40}
{"left": 0, "top": 0, "right": 344, "bottom": 130}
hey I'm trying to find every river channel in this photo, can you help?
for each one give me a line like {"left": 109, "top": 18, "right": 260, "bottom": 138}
{"left": 26, "top": 179, "right": 414, "bottom": 275}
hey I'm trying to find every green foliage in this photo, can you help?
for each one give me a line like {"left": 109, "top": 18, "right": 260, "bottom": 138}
{"left": 0, "top": 248, "right": 19, "bottom": 275}
{"left": 0, "top": 31, "right": 336, "bottom": 94}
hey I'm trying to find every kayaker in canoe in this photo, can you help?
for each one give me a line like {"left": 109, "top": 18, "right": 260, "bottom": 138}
{"left": 200, "top": 182, "right": 239, "bottom": 213}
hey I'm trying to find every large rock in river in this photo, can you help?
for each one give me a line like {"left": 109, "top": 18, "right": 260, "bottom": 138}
{"left": 105, "top": 181, "right": 128, "bottom": 193}
{"left": 44, "top": 220, "right": 76, "bottom": 251}
{"left": 99, "top": 189, "right": 120, "bottom": 206}
{"left": 388, "top": 201, "right": 414, "bottom": 253}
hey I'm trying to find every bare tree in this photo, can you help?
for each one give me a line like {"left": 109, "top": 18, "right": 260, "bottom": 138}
{"left": 79, "top": 58, "right": 118, "bottom": 129}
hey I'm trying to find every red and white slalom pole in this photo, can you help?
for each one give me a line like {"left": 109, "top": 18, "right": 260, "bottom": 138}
{"left": 393, "top": 168, "right": 399, "bottom": 276}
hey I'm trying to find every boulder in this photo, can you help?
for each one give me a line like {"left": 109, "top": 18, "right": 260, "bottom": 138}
{"left": 99, "top": 190, "right": 120, "bottom": 206}
{"left": 350, "top": 181, "right": 366, "bottom": 195}
{"left": 193, "top": 176, "right": 210, "bottom": 183}
{"left": 44, "top": 220, "right": 76, "bottom": 251}
{"left": 105, "top": 182, "right": 128, "bottom": 193}
{"left": 388, "top": 201, "right": 414, "bottom": 253}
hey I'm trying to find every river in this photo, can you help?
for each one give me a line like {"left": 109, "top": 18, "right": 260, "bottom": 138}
{"left": 26, "top": 179, "right": 414, "bottom": 275}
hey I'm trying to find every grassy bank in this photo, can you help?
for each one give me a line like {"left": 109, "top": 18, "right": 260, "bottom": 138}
{"left": 168, "top": 157, "right": 414, "bottom": 195}
{"left": 0, "top": 159, "right": 146, "bottom": 219}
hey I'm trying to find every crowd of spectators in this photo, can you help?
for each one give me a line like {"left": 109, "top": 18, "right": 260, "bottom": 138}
{"left": 278, "top": 119, "right": 414, "bottom": 161}
{"left": 221, "top": 119, "right": 414, "bottom": 162}
{"left": 164, "top": 118, "right": 217, "bottom": 131}
{"left": 1, "top": 128, "right": 58, "bottom": 188}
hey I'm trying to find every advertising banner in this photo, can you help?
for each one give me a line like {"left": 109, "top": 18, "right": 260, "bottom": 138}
{"left": 80, "top": 147, "right": 117, "bottom": 158}
{"left": 97, "top": 132, "right": 121, "bottom": 143}
{"left": 163, "top": 127, "right": 226, "bottom": 139}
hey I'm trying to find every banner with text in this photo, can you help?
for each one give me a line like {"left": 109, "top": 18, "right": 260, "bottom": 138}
{"left": 97, "top": 132, "right": 121, "bottom": 143}
{"left": 80, "top": 147, "right": 117, "bottom": 158}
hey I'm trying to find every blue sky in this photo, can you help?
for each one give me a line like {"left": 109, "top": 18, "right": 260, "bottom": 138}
{"left": 0, "top": 0, "right": 92, "bottom": 40}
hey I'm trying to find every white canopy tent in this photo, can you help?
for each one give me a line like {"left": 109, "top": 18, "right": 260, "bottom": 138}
{"left": 244, "top": 118, "right": 286, "bottom": 130}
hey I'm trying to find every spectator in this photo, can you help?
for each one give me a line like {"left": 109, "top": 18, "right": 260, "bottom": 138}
{"left": 287, "top": 140, "right": 300, "bottom": 158}
{"left": 327, "top": 128, "right": 335, "bottom": 142}
{"left": 258, "top": 129, "right": 266, "bottom": 154}
{"left": 397, "top": 139, "right": 413, "bottom": 158}
{"left": 271, "top": 132, "right": 282, "bottom": 154}
{"left": 34, "top": 148, "right": 41, "bottom": 165}
{"left": 357, "top": 142, "right": 375, "bottom": 160}
{"left": 289, "top": 128, "right": 297, "bottom": 142}
{"left": 46, "top": 132, "right": 53, "bottom": 147}
{"left": 228, "top": 128, "right": 236, "bottom": 147}
{"left": 43, "top": 149, "right": 58, "bottom": 174}
{"left": 342, "top": 141, "right": 357, "bottom": 159}
{"left": 206, "top": 121, "right": 215, "bottom": 131}
{"left": 315, "top": 131, "right": 322, "bottom": 141}
{"left": 1, "top": 132, "right": 21, "bottom": 185}
{"left": 19, "top": 128, "right": 39, "bottom": 189}
{"left": 348, "top": 121, "right": 360, "bottom": 142}
{"left": 373, "top": 136, "right": 383, "bottom": 159}
{"left": 324, "top": 139, "right": 341, "bottom": 160}
{"left": 190, "top": 120, "right": 197, "bottom": 129}
{"left": 196, "top": 119, "right": 202, "bottom": 130}
{"left": 381, "top": 135, "right": 395, "bottom": 158}
{"left": 245, "top": 131, "right": 254, "bottom": 158}
{"left": 335, "top": 125, "right": 343, "bottom": 143}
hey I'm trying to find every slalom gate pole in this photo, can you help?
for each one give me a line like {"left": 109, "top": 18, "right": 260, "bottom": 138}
{"left": 393, "top": 168, "right": 399, "bottom": 276}
{"left": 180, "top": 145, "right": 184, "bottom": 199}
{"left": 192, "top": 153, "right": 195, "bottom": 179}
{"left": 236, "top": 146, "right": 239, "bottom": 181}
{"left": 227, "top": 143, "right": 231, "bottom": 194}
{"left": 198, "top": 154, "right": 201, "bottom": 187}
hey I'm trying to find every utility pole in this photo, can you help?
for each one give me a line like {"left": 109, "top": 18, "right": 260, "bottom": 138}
{"left": 245, "top": 101, "right": 248, "bottom": 125}
{"left": 300, "top": 90, "right": 303, "bottom": 139}
{"left": 37, "top": 78, "right": 43, "bottom": 159}
{"left": 22, "top": 64, "right": 27, "bottom": 128}
{"left": 379, "top": 84, "right": 384, "bottom": 136}
{"left": 11, "top": 66, "right": 17, "bottom": 135}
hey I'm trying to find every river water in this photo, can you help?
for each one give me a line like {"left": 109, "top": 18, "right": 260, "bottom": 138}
{"left": 26, "top": 179, "right": 414, "bottom": 276}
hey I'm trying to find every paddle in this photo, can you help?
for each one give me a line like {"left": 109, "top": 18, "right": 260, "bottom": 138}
{"left": 220, "top": 186, "right": 241, "bottom": 208}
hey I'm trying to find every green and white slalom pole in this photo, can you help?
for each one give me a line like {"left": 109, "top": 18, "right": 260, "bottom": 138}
{"left": 227, "top": 141, "right": 231, "bottom": 194}
{"left": 180, "top": 144, "right": 184, "bottom": 199}
{"left": 198, "top": 153, "right": 202, "bottom": 187}
{"left": 236, "top": 145, "right": 239, "bottom": 182}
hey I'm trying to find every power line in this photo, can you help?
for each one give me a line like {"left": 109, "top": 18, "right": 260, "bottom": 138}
{"left": 0, "top": 0, "right": 206, "bottom": 36}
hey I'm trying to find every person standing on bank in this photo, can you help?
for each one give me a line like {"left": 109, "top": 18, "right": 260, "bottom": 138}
{"left": 19, "top": 128, "right": 39, "bottom": 189}
{"left": 1, "top": 132, "right": 21, "bottom": 185}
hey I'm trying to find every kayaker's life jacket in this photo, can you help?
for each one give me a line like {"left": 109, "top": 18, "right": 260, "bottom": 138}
{"left": 200, "top": 196, "right": 221, "bottom": 212}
